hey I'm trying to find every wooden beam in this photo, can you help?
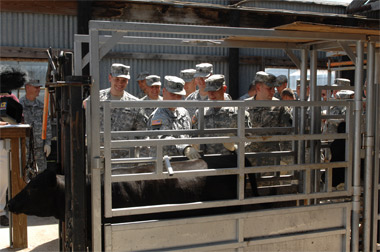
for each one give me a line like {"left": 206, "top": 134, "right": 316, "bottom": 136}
{"left": 0, "top": 0, "right": 77, "bottom": 16}
{"left": 0, "top": 46, "right": 73, "bottom": 60}
{"left": 1, "top": 0, "right": 378, "bottom": 30}
{"left": 90, "top": 1, "right": 380, "bottom": 30}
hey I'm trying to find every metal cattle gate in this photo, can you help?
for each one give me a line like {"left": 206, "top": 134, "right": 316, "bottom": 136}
{"left": 73, "top": 21, "right": 380, "bottom": 251}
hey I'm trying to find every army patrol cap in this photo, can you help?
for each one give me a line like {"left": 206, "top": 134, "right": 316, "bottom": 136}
{"left": 111, "top": 63, "right": 130, "bottom": 79}
{"left": 136, "top": 71, "right": 150, "bottom": 81}
{"left": 194, "top": 63, "right": 213, "bottom": 78}
{"left": 336, "top": 90, "right": 355, "bottom": 99}
{"left": 204, "top": 74, "right": 225, "bottom": 92}
{"left": 276, "top": 75, "right": 288, "bottom": 85}
{"left": 164, "top": 76, "right": 186, "bottom": 96}
{"left": 26, "top": 79, "right": 42, "bottom": 87}
{"left": 254, "top": 71, "right": 279, "bottom": 87}
{"left": 334, "top": 78, "right": 350, "bottom": 87}
{"left": 296, "top": 79, "right": 310, "bottom": 86}
{"left": 145, "top": 75, "right": 161, "bottom": 87}
{"left": 180, "top": 69, "right": 196, "bottom": 82}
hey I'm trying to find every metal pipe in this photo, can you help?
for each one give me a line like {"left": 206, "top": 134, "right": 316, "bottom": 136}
{"left": 351, "top": 40, "right": 364, "bottom": 252}
{"left": 89, "top": 28, "right": 102, "bottom": 252}
{"left": 363, "top": 41, "right": 375, "bottom": 252}
{"left": 164, "top": 155, "right": 174, "bottom": 176}
{"left": 310, "top": 49, "right": 318, "bottom": 195}
{"left": 299, "top": 49, "right": 309, "bottom": 202}
{"left": 299, "top": 49, "right": 308, "bottom": 165}
{"left": 372, "top": 49, "right": 380, "bottom": 252}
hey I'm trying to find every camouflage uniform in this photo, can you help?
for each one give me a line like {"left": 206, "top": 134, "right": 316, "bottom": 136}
{"left": 239, "top": 93, "right": 250, "bottom": 100}
{"left": 185, "top": 90, "right": 232, "bottom": 117}
{"left": 19, "top": 96, "right": 52, "bottom": 171}
{"left": 140, "top": 75, "right": 163, "bottom": 118}
{"left": 148, "top": 107, "right": 191, "bottom": 156}
{"left": 192, "top": 106, "right": 251, "bottom": 155}
{"left": 141, "top": 95, "right": 163, "bottom": 118}
{"left": 87, "top": 88, "right": 148, "bottom": 160}
{"left": 246, "top": 97, "right": 293, "bottom": 164}
{"left": 323, "top": 90, "right": 354, "bottom": 134}
{"left": 136, "top": 71, "right": 150, "bottom": 99}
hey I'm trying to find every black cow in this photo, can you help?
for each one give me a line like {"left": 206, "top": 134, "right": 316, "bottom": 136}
{"left": 8, "top": 154, "right": 257, "bottom": 222}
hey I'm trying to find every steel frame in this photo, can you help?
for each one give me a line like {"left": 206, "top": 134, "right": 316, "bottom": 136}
{"left": 73, "top": 20, "right": 379, "bottom": 251}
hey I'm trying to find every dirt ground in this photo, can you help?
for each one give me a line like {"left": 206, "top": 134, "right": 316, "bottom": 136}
{"left": 0, "top": 216, "right": 59, "bottom": 252}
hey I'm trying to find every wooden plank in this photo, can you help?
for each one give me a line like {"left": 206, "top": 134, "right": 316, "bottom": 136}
{"left": 0, "top": 0, "right": 77, "bottom": 16}
{"left": 0, "top": 127, "right": 30, "bottom": 139}
{"left": 275, "top": 21, "right": 380, "bottom": 36}
{"left": 0, "top": 126, "right": 30, "bottom": 249}
{"left": 10, "top": 137, "right": 27, "bottom": 249}
{"left": 0, "top": 46, "right": 72, "bottom": 60}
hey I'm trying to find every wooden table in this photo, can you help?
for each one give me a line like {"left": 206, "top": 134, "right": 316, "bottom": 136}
{"left": 0, "top": 124, "right": 30, "bottom": 249}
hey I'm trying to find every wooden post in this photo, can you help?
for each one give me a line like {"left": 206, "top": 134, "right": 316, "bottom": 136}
{"left": 0, "top": 125, "right": 30, "bottom": 249}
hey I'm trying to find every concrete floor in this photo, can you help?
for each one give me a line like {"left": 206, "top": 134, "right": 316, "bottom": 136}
{"left": 0, "top": 216, "right": 59, "bottom": 252}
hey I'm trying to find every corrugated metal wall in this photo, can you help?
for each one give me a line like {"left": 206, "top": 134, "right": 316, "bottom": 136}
{"left": 99, "top": 58, "right": 229, "bottom": 95}
{"left": 0, "top": 12, "right": 77, "bottom": 49}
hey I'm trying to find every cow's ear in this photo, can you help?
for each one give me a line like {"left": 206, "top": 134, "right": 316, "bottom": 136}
{"left": 45, "top": 170, "right": 58, "bottom": 188}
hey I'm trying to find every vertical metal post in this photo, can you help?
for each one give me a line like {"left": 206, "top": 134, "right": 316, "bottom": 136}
{"left": 310, "top": 49, "right": 318, "bottom": 194}
{"left": 372, "top": 49, "right": 380, "bottom": 252}
{"left": 74, "top": 39, "right": 82, "bottom": 75}
{"left": 351, "top": 40, "right": 364, "bottom": 252}
{"left": 299, "top": 49, "right": 308, "bottom": 165}
{"left": 237, "top": 104, "right": 245, "bottom": 200}
{"left": 89, "top": 25, "right": 102, "bottom": 252}
{"left": 363, "top": 41, "right": 375, "bottom": 252}
{"left": 299, "top": 49, "right": 308, "bottom": 200}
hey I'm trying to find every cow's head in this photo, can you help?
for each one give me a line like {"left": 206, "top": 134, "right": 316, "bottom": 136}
{"left": 8, "top": 168, "right": 65, "bottom": 220}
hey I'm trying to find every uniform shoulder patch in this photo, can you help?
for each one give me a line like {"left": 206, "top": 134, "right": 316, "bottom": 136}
{"left": 151, "top": 119, "right": 163, "bottom": 126}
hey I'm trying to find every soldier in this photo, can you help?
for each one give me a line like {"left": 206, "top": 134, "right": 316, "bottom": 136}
{"left": 330, "top": 89, "right": 355, "bottom": 115}
{"left": 245, "top": 71, "right": 293, "bottom": 166}
{"left": 83, "top": 63, "right": 147, "bottom": 161}
{"left": 19, "top": 80, "right": 52, "bottom": 172}
{"left": 281, "top": 88, "right": 296, "bottom": 101}
{"left": 186, "top": 63, "right": 231, "bottom": 117}
{"left": 332, "top": 78, "right": 350, "bottom": 99}
{"left": 192, "top": 74, "right": 251, "bottom": 155}
{"left": 179, "top": 69, "right": 196, "bottom": 97}
{"left": 136, "top": 71, "right": 150, "bottom": 99}
{"left": 294, "top": 79, "right": 310, "bottom": 101}
{"left": 239, "top": 83, "right": 256, "bottom": 100}
{"left": 148, "top": 76, "right": 200, "bottom": 159}
{"left": 274, "top": 75, "right": 288, "bottom": 100}
{"left": 141, "top": 75, "right": 163, "bottom": 118}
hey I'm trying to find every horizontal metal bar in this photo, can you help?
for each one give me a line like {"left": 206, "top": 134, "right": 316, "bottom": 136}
{"left": 76, "top": 34, "right": 300, "bottom": 50}
{"left": 103, "top": 127, "right": 294, "bottom": 138}
{"left": 110, "top": 161, "right": 347, "bottom": 183}
{"left": 111, "top": 167, "right": 240, "bottom": 183}
{"left": 108, "top": 133, "right": 347, "bottom": 148}
{"left": 111, "top": 157, "right": 156, "bottom": 164}
{"left": 111, "top": 191, "right": 352, "bottom": 217}
{"left": 104, "top": 99, "right": 351, "bottom": 108}
{"left": 89, "top": 21, "right": 367, "bottom": 41}
{"left": 111, "top": 203, "right": 351, "bottom": 230}
{"left": 245, "top": 133, "right": 347, "bottom": 142}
